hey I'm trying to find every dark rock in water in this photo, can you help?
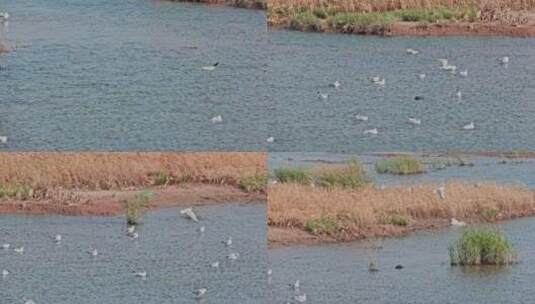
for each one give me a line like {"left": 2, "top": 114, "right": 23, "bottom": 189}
{"left": 414, "top": 96, "right": 424, "bottom": 100}
{"left": 395, "top": 264, "right": 404, "bottom": 270}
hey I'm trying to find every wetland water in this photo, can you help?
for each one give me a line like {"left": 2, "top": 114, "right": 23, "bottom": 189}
{"left": 269, "top": 152, "right": 535, "bottom": 188}
{"left": 0, "top": 0, "right": 268, "bottom": 151}
{"left": 266, "top": 30, "right": 535, "bottom": 152}
{"left": 0, "top": 203, "right": 268, "bottom": 303}
{"left": 268, "top": 217, "right": 535, "bottom": 303}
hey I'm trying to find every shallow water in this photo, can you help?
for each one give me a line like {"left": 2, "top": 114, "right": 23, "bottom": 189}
{"left": 269, "top": 152, "right": 535, "bottom": 188}
{"left": 268, "top": 217, "right": 535, "bottom": 303}
{"left": 0, "top": 0, "right": 268, "bottom": 151}
{"left": 0, "top": 203, "right": 268, "bottom": 303}
{"left": 266, "top": 30, "right": 535, "bottom": 152}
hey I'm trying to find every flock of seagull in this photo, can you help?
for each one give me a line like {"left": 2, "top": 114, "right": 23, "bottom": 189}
{"left": 315, "top": 48, "right": 511, "bottom": 136}
{"left": 1, "top": 206, "right": 258, "bottom": 303}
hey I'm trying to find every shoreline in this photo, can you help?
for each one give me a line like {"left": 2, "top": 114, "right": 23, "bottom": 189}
{"left": 168, "top": 0, "right": 266, "bottom": 10}
{"left": 0, "top": 183, "right": 265, "bottom": 216}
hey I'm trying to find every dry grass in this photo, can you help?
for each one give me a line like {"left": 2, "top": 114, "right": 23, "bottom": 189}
{"left": 268, "top": 182, "right": 535, "bottom": 240}
{"left": 0, "top": 152, "right": 267, "bottom": 192}
{"left": 268, "top": 0, "right": 535, "bottom": 13}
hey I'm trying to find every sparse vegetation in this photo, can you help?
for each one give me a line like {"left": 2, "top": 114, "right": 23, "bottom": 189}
{"left": 449, "top": 229, "right": 517, "bottom": 266}
{"left": 274, "top": 167, "right": 312, "bottom": 185}
{"left": 125, "top": 191, "right": 153, "bottom": 226}
{"left": 152, "top": 173, "right": 171, "bottom": 186}
{"left": 382, "top": 213, "right": 409, "bottom": 226}
{"left": 0, "top": 183, "right": 33, "bottom": 200}
{"left": 239, "top": 175, "right": 268, "bottom": 193}
{"left": 305, "top": 215, "right": 338, "bottom": 235}
{"left": 375, "top": 156, "right": 426, "bottom": 175}
{"left": 316, "top": 160, "right": 372, "bottom": 189}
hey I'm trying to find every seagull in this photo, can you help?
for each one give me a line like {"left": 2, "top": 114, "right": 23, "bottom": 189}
{"left": 0, "top": 136, "right": 7, "bottom": 144}
{"left": 456, "top": 90, "right": 462, "bottom": 99}
{"left": 355, "top": 114, "right": 368, "bottom": 122}
{"left": 371, "top": 77, "right": 385, "bottom": 86}
{"left": 500, "top": 56, "right": 509, "bottom": 64}
{"left": 180, "top": 207, "right": 199, "bottom": 222}
{"left": 450, "top": 218, "right": 466, "bottom": 227}
{"left": 127, "top": 225, "right": 136, "bottom": 234}
{"left": 90, "top": 249, "right": 98, "bottom": 257}
{"left": 14, "top": 247, "right": 24, "bottom": 254}
{"left": 294, "top": 294, "right": 307, "bottom": 303}
{"left": 266, "top": 136, "right": 274, "bottom": 143}
{"left": 418, "top": 73, "right": 426, "bottom": 80}
{"left": 317, "top": 91, "right": 328, "bottom": 100}
{"left": 223, "top": 237, "right": 232, "bottom": 247}
{"left": 0, "top": 12, "right": 8, "bottom": 22}
{"left": 210, "top": 261, "right": 219, "bottom": 268}
{"left": 201, "top": 62, "right": 219, "bottom": 71}
{"left": 438, "top": 58, "right": 449, "bottom": 66}
{"left": 227, "top": 252, "right": 239, "bottom": 261}
{"left": 210, "top": 115, "right": 223, "bottom": 124}
{"left": 267, "top": 269, "right": 272, "bottom": 276}
{"left": 193, "top": 288, "right": 207, "bottom": 298}
{"left": 1, "top": 243, "right": 9, "bottom": 250}
{"left": 2, "top": 269, "right": 8, "bottom": 277}
{"left": 23, "top": 299, "right": 35, "bottom": 304}
{"left": 462, "top": 121, "right": 475, "bottom": 130}
{"left": 363, "top": 128, "right": 378, "bottom": 135}
{"left": 199, "top": 226, "right": 205, "bottom": 233}
{"left": 129, "top": 232, "right": 139, "bottom": 240}
{"left": 329, "top": 80, "right": 341, "bottom": 88}
{"left": 54, "top": 234, "right": 62, "bottom": 243}
{"left": 289, "top": 280, "right": 300, "bottom": 290}
{"left": 436, "top": 186, "right": 446, "bottom": 200}
{"left": 408, "top": 117, "right": 421, "bottom": 125}
{"left": 459, "top": 70, "right": 468, "bottom": 77}
{"left": 406, "top": 48, "right": 419, "bottom": 55}
{"left": 134, "top": 271, "right": 147, "bottom": 278}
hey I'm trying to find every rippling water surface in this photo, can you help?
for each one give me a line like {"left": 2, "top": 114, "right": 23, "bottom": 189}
{"left": 267, "top": 30, "right": 535, "bottom": 152}
{"left": 269, "top": 217, "right": 535, "bottom": 303}
{"left": 0, "top": 203, "right": 268, "bottom": 303}
{"left": 0, "top": 0, "right": 268, "bottom": 151}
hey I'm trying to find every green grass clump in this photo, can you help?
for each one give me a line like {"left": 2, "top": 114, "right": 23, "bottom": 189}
{"left": 328, "top": 11, "right": 395, "bottom": 33}
{"left": 238, "top": 175, "right": 267, "bottom": 193}
{"left": 317, "top": 160, "right": 372, "bottom": 189}
{"left": 289, "top": 11, "right": 321, "bottom": 31}
{"left": 382, "top": 213, "right": 409, "bottom": 226}
{"left": 305, "top": 215, "right": 338, "bottom": 235}
{"left": 0, "top": 183, "right": 33, "bottom": 200}
{"left": 125, "top": 191, "right": 153, "bottom": 226}
{"left": 449, "top": 229, "right": 517, "bottom": 266}
{"left": 375, "top": 156, "right": 426, "bottom": 175}
{"left": 274, "top": 167, "right": 312, "bottom": 185}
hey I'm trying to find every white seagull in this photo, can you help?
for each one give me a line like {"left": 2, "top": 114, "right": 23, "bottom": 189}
{"left": 329, "top": 80, "right": 341, "bottom": 88}
{"left": 14, "top": 247, "right": 24, "bottom": 254}
{"left": 462, "top": 122, "right": 475, "bottom": 130}
{"left": 210, "top": 115, "right": 223, "bottom": 124}
{"left": 436, "top": 186, "right": 446, "bottom": 200}
{"left": 194, "top": 288, "right": 207, "bottom": 298}
{"left": 127, "top": 225, "right": 136, "bottom": 234}
{"left": 223, "top": 237, "right": 232, "bottom": 247}
{"left": 355, "top": 114, "right": 368, "bottom": 122}
{"left": 408, "top": 117, "right": 421, "bottom": 125}
{"left": 210, "top": 261, "right": 219, "bottom": 268}
{"left": 2, "top": 269, "right": 8, "bottom": 277}
{"left": 371, "top": 77, "right": 385, "bottom": 86}
{"left": 500, "top": 56, "right": 509, "bottom": 64}
{"left": 451, "top": 218, "right": 466, "bottom": 227}
{"left": 0, "top": 12, "right": 8, "bottom": 22}
{"left": 199, "top": 226, "right": 205, "bottom": 233}
{"left": 459, "top": 70, "right": 468, "bottom": 77}
{"left": 317, "top": 91, "right": 328, "bottom": 100}
{"left": 129, "top": 232, "right": 139, "bottom": 240}
{"left": 180, "top": 207, "right": 199, "bottom": 222}
{"left": 134, "top": 271, "right": 147, "bottom": 278}
{"left": 456, "top": 90, "right": 462, "bottom": 99}
{"left": 295, "top": 293, "right": 307, "bottom": 303}
{"left": 289, "top": 280, "right": 300, "bottom": 290}
{"left": 54, "top": 234, "right": 62, "bottom": 243}
{"left": 406, "top": 48, "right": 419, "bottom": 55}
{"left": 266, "top": 136, "right": 274, "bottom": 143}
{"left": 201, "top": 62, "right": 219, "bottom": 71}
{"left": 0, "top": 136, "right": 7, "bottom": 144}
{"left": 23, "top": 299, "right": 35, "bottom": 304}
{"left": 227, "top": 252, "right": 239, "bottom": 261}
{"left": 90, "top": 249, "right": 98, "bottom": 257}
{"left": 363, "top": 128, "right": 378, "bottom": 135}
{"left": 419, "top": 73, "right": 426, "bottom": 80}
{"left": 1, "top": 243, "right": 9, "bottom": 250}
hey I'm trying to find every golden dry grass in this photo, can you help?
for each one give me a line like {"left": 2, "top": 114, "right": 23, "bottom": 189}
{"left": 268, "top": 0, "right": 535, "bottom": 12}
{"left": 268, "top": 182, "right": 535, "bottom": 240}
{"left": 0, "top": 152, "right": 267, "bottom": 191}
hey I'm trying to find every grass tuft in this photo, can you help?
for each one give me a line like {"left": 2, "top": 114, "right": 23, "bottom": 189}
{"left": 449, "top": 229, "right": 517, "bottom": 266}
{"left": 382, "top": 213, "right": 409, "bottom": 226}
{"left": 238, "top": 175, "right": 267, "bottom": 193}
{"left": 125, "top": 191, "right": 153, "bottom": 226}
{"left": 274, "top": 167, "right": 312, "bottom": 185}
{"left": 316, "top": 160, "right": 372, "bottom": 189}
{"left": 305, "top": 215, "right": 338, "bottom": 235}
{"left": 0, "top": 183, "right": 33, "bottom": 200}
{"left": 375, "top": 156, "right": 426, "bottom": 175}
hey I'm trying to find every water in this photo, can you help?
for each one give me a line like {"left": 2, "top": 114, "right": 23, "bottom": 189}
{"left": 269, "top": 152, "right": 535, "bottom": 188}
{"left": 268, "top": 217, "right": 535, "bottom": 303}
{"left": 266, "top": 30, "right": 535, "bottom": 152}
{"left": 0, "top": 0, "right": 268, "bottom": 151}
{"left": 0, "top": 203, "right": 268, "bottom": 303}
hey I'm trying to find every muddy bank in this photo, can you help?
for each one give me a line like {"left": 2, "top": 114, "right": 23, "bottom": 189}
{"left": 169, "top": 0, "right": 266, "bottom": 9}
{"left": 0, "top": 183, "right": 264, "bottom": 216}
{"left": 268, "top": 182, "right": 535, "bottom": 247}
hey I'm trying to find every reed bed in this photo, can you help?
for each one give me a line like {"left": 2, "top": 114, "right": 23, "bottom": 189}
{"left": 0, "top": 152, "right": 267, "bottom": 192}
{"left": 268, "top": 182, "right": 535, "bottom": 240}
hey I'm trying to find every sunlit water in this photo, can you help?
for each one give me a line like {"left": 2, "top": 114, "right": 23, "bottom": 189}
{"left": 269, "top": 152, "right": 535, "bottom": 188}
{"left": 0, "top": 203, "right": 268, "bottom": 303}
{"left": 0, "top": 0, "right": 268, "bottom": 151}
{"left": 266, "top": 30, "right": 535, "bottom": 152}
{"left": 268, "top": 217, "right": 535, "bottom": 303}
